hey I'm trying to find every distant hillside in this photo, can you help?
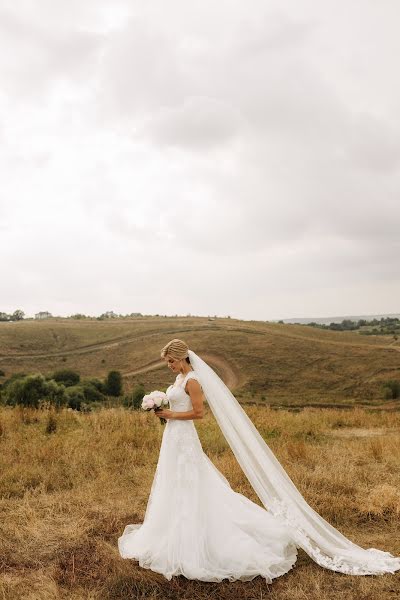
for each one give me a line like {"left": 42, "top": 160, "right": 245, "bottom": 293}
{"left": 0, "top": 315, "right": 399, "bottom": 406}
{"left": 281, "top": 313, "right": 400, "bottom": 325}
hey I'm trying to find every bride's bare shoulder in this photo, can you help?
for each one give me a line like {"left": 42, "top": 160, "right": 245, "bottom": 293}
{"left": 184, "top": 372, "right": 203, "bottom": 392}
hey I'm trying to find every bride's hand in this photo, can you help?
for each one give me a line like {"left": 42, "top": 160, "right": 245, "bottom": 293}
{"left": 155, "top": 408, "right": 174, "bottom": 419}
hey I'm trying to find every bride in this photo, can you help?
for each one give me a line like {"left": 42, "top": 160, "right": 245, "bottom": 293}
{"left": 118, "top": 339, "right": 400, "bottom": 583}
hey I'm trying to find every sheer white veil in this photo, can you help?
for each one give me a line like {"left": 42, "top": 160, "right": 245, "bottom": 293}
{"left": 187, "top": 349, "right": 400, "bottom": 575}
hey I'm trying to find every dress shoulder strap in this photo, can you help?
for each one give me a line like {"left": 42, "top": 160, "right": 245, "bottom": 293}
{"left": 182, "top": 371, "right": 200, "bottom": 385}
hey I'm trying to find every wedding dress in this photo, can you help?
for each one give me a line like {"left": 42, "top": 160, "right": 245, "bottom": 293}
{"left": 118, "top": 350, "right": 400, "bottom": 582}
{"left": 118, "top": 370, "right": 298, "bottom": 582}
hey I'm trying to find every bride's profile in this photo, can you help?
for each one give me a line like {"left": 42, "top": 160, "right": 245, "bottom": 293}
{"left": 118, "top": 338, "right": 400, "bottom": 583}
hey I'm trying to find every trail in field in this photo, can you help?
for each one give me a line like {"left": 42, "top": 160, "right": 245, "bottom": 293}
{"left": 0, "top": 326, "right": 218, "bottom": 359}
{"left": 1, "top": 323, "right": 398, "bottom": 362}
{"left": 256, "top": 327, "right": 400, "bottom": 353}
{"left": 123, "top": 352, "right": 241, "bottom": 390}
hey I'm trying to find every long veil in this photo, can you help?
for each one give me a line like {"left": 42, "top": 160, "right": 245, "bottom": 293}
{"left": 187, "top": 349, "right": 400, "bottom": 575}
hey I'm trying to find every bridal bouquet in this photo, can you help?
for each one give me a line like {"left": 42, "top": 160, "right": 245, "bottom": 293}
{"left": 141, "top": 390, "right": 169, "bottom": 424}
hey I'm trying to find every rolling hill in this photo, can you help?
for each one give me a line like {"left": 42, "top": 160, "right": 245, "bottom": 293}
{"left": 0, "top": 315, "right": 399, "bottom": 406}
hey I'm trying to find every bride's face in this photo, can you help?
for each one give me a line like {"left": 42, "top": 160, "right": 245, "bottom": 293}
{"left": 165, "top": 356, "right": 181, "bottom": 373}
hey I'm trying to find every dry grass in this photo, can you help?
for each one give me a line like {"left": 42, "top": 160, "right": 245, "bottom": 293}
{"left": 0, "top": 405, "right": 399, "bottom": 599}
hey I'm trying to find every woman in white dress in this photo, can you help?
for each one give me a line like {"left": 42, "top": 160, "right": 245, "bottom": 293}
{"left": 118, "top": 339, "right": 400, "bottom": 583}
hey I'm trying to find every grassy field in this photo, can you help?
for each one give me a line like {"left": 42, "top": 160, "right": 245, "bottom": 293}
{"left": 1, "top": 315, "right": 400, "bottom": 406}
{"left": 1, "top": 316, "right": 399, "bottom": 598}
{"left": 0, "top": 405, "right": 399, "bottom": 599}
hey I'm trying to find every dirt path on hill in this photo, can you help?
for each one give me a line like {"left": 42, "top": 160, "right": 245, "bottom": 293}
{"left": 122, "top": 352, "right": 241, "bottom": 389}
{"left": 1, "top": 322, "right": 399, "bottom": 361}
{"left": 0, "top": 327, "right": 218, "bottom": 360}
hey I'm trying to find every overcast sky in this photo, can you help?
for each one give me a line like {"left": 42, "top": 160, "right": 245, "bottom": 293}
{"left": 1, "top": 1, "right": 399, "bottom": 321}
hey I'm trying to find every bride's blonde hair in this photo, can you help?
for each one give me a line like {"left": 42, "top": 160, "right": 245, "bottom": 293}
{"left": 160, "top": 338, "right": 190, "bottom": 362}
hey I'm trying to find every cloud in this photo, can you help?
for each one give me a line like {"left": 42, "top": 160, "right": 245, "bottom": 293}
{"left": 1, "top": 1, "right": 400, "bottom": 320}
{"left": 137, "top": 96, "right": 244, "bottom": 151}
{"left": 98, "top": 16, "right": 188, "bottom": 118}
{"left": 0, "top": 7, "right": 103, "bottom": 99}
{"left": 345, "top": 113, "right": 400, "bottom": 173}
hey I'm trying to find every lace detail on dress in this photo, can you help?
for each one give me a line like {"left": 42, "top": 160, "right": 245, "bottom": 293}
{"left": 168, "top": 420, "right": 203, "bottom": 487}
{"left": 166, "top": 373, "right": 198, "bottom": 413}
{"left": 166, "top": 371, "right": 201, "bottom": 411}
{"left": 182, "top": 371, "right": 202, "bottom": 391}
{"left": 269, "top": 499, "right": 400, "bottom": 575}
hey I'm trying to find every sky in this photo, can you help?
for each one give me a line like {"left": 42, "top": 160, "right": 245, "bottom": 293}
{"left": 1, "top": 0, "right": 399, "bottom": 321}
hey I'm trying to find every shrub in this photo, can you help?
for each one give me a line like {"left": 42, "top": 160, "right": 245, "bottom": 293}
{"left": 383, "top": 380, "right": 400, "bottom": 400}
{"left": 65, "top": 386, "right": 85, "bottom": 410}
{"left": 105, "top": 370, "right": 123, "bottom": 397}
{"left": 86, "top": 378, "right": 107, "bottom": 394}
{"left": 5, "top": 374, "right": 46, "bottom": 408}
{"left": 52, "top": 369, "right": 80, "bottom": 387}
{"left": 2, "top": 374, "right": 67, "bottom": 408}
{"left": 81, "top": 381, "right": 106, "bottom": 403}
{"left": 123, "top": 384, "right": 145, "bottom": 410}
{"left": 45, "top": 379, "right": 67, "bottom": 408}
{"left": 87, "top": 401, "right": 105, "bottom": 411}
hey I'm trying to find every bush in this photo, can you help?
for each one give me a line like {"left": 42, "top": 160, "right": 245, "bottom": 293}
{"left": 383, "top": 380, "right": 400, "bottom": 400}
{"left": 45, "top": 379, "right": 67, "bottom": 408}
{"left": 65, "top": 386, "right": 85, "bottom": 410}
{"left": 2, "top": 374, "right": 67, "bottom": 408}
{"left": 14, "top": 374, "right": 47, "bottom": 408}
{"left": 105, "top": 370, "right": 123, "bottom": 397}
{"left": 81, "top": 381, "right": 106, "bottom": 403}
{"left": 86, "top": 378, "right": 107, "bottom": 394}
{"left": 123, "top": 384, "right": 145, "bottom": 410}
{"left": 52, "top": 369, "right": 80, "bottom": 387}
{"left": 86, "top": 401, "right": 105, "bottom": 411}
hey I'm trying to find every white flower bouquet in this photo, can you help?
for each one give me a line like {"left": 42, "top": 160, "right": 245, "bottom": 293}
{"left": 141, "top": 390, "right": 169, "bottom": 424}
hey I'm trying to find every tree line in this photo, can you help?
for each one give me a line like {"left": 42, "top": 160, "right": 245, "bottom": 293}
{"left": 0, "top": 368, "right": 148, "bottom": 412}
{"left": 305, "top": 317, "right": 400, "bottom": 336}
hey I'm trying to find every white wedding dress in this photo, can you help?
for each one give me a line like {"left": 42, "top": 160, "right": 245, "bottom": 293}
{"left": 118, "top": 370, "right": 299, "bottom": 583}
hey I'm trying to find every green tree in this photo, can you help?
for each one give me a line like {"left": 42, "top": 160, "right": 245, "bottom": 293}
{"left": 12, "top": 309, "right": 25, "bottom": 321}
{"left": 3, "top": 374, "right": 67, "bottom": 408}
{"left": 105, "top": 370, "right": 123, "bottom": 396}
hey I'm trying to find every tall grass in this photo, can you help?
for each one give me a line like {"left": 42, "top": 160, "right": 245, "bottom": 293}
{"left": 0, "top": 405, "right": 399, "bottom": 599}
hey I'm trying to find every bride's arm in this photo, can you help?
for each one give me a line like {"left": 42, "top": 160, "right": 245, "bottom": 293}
{"left": 173, "top": 379, "right": 204, "bottom": 419}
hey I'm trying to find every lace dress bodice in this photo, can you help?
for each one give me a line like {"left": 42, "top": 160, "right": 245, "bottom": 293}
{"left": 166, "top": 371, "right": 200, "bottom": 413}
